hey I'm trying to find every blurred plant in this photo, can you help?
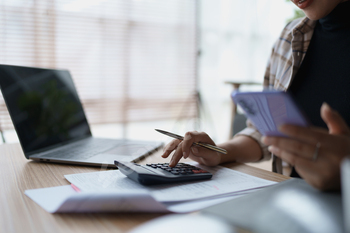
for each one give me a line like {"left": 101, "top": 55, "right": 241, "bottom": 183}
{"left": 286, "top": 0, "right": 305, "bottom": 22}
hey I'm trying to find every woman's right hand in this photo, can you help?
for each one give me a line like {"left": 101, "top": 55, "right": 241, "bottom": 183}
{"left": 161, "top": 131, "right": 222, "bottom": 167}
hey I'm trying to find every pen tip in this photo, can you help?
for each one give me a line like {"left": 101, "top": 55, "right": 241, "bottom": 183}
{"left": 155, "top": 129, "right": 166, "bottom": 134}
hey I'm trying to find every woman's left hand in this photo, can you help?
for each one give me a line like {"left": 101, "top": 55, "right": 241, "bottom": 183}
{"left": 262, "top": 103, "right": 350, "bottom": 191}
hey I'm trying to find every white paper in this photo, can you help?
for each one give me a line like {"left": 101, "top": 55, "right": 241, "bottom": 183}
{"left": 25, "top": 185, "right": 170, "bottom": 213}
{"left": 25, "top": 163, "right": 277, "bottom": 213}
{"left": 65, "top": 163, "right": 277, "bottom": 202}
{"left": 165, "top": 189, "right": 257, "bottom": 213}
{"left": 25, "top": 185, "right": 261, "bottom": 213}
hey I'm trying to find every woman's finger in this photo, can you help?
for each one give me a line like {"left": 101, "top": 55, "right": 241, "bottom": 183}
{"left": 268, "top": 146, "right": 299, "bottom": 166}
{"left": 263, "top": 137, "right": 317, "bottom": 160}
{"left": 190, "top": 145, "right": 218, "bottom": 158}
{"left": 279, "top": 125, "right": 329, "bottom": 145}
{"left": 263, "top": 132, "right": 350, "bottom": 159}
{"left": 162, "top": 139, "right": 181, "bottom": 158}
{"left": 169, "top": 141, "right": 185, "bottom": 167}
{"left": 181, "top": 131, "right": 215, "bottom": 159}
{"left": 272, "top": 145, "right": 343, "bottom": 191}
{"left": 294, "top": 157, "right": 341, "bottom": 191}
{"left": 271, "top": 146, "right": 331, "bottom": 189}
{"left": 321, "top": 102, "right": 350, "bottom": 135}
{"left": 186, "top": 152, "right": 204, "bottom": 164}
{"left": 277, "top": 125, "right": 350, "bottom": 155}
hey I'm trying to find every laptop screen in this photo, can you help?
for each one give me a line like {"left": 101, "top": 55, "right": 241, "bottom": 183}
{"left": 0, "top": 65, "right": 92, "bottom": 156}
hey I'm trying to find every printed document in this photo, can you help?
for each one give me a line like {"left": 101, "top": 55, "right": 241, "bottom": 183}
{"left": 25, "top": 163, "right": 277, "bottom": 213}
{"left": 64, "top": 163, "right": 276, "bottom": 202}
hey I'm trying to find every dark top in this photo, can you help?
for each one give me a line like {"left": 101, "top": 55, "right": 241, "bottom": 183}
{"left": 288, "top": 2, "right": 350, "bottom": 177}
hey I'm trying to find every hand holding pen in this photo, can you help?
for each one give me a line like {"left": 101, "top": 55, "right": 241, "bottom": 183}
{"left": 156, "top": 129, "right": 226, "bottom": 167}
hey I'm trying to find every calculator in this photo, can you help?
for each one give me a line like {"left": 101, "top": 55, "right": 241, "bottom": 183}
{"left": 114, "top": 161, "right": 212, "bottom": 185}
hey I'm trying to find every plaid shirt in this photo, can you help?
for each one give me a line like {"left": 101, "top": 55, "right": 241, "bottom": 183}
{"left": 236, "top": 17, "right": 317, "bottom": 173}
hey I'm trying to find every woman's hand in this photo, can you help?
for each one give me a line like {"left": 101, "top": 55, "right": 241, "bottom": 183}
{"left": 161, "top": 131, "right": 222, "bottom": 167}
{"left": 262, "top": 103, "right": 350, "bottom": 191}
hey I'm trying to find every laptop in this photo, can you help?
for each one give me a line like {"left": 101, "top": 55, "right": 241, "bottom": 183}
{"left": 0, "top": 64, "right": 163, "bottom": 167}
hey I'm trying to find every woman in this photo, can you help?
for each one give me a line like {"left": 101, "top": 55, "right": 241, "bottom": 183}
{"left": 162, "top": 0, "right": 350, "bottom": 191}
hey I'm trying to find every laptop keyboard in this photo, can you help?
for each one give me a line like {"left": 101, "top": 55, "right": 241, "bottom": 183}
{"left": 42, "top": 138, "right": 123, "bottom": 160}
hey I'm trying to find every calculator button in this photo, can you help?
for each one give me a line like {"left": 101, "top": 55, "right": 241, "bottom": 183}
{"left": 146, "top": 164, "right": 152, "bottom": 166}
{"left": 198, "top": 170, "right": 209, "bottom": 173}
{"left": 192, "top": 170, "right": 201, "bottom": 174}
{"left": 171, "top": 171, "right": 180, "bottom": 175}
{"left": 180, "top": 171, "right": 187, "bottom": 175}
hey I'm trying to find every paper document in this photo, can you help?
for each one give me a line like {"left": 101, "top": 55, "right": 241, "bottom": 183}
{"left": 25, "top": 185, "right": 253, "bottom": 213}
{"left": 65, "top": 163, "right": 276, "bottom": 202}
{"left": 165, "top": 189, "right": 256, "bottom": 213}
{"left": 25, "top": 185, "right": 168, "bottom": 213}
{"left": 25, "top": 163, "right": 277, "bottom": 213}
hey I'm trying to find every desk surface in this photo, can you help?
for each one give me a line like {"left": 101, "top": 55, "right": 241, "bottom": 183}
{"left": 0, "top": 143, "right": 289, "bottom": 233}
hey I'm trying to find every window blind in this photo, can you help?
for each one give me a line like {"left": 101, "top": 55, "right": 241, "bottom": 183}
{"left": 0, "top": 0, "right": 198, "bottom": 131}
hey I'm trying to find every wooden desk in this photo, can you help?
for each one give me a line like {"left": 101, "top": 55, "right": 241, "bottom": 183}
{"left": 0, "top": 143, "right": 289, "bottom": 233}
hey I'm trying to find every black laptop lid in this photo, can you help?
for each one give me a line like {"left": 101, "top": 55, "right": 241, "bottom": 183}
{"left": 0, "top": 65, "right": 92, "bottom": 157}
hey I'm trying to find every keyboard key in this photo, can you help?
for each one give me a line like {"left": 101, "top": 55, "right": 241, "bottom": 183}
{"left": 146, "top": 163, "right": 208, "bottom": 176}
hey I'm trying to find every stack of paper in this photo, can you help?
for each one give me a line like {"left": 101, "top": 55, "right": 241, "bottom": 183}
{"left": 25, "top": 163, "right": 276, "bottom": 213}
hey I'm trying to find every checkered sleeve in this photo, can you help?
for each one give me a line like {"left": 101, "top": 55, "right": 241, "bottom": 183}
{"left": 234, "top": 17, "right": 315, "bottom": 165}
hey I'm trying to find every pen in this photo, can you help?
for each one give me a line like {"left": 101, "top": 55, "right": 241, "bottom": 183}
{"left": 155, "top": 129, "right": 227, "bottom": 154}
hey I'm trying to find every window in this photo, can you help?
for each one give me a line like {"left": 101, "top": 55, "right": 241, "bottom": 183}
{"left": 0, "top": 0, "right": 198, "bottom": 133}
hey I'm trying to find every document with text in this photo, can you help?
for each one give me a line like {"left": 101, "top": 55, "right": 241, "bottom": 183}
{"left": 64, "top": 163, "right": 276, "bottom": 202}
{"left": 25, "top": 163, "right": 277, "bottom": 213}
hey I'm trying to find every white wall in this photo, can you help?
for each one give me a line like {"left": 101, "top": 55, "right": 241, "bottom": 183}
{"left": 198, "top": 0, "right": 296, "bottom": 143}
